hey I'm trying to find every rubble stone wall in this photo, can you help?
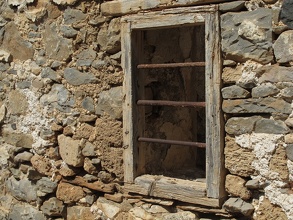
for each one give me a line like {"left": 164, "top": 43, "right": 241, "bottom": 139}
{"left": 0, "top": 0, "right": 292, "bottom": 219}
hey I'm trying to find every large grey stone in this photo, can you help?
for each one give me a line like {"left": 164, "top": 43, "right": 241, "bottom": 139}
{"left": 2, "top": 129, "right": 33, "bottom": 149}
{"left": 221, "top": 8, "right": 273, "bottom": 64}
{"left": 280, "top": 0, "right": 293, "bottom": 29}
{"left": 76, "top": 47, "right": 96, "bottom": 67}
{"left": 41, "top": 67, "right": 61, "bottom": 82}
{"left": 96, "top": 86, "right": 123, "bottom": 119}
{"left": 67, "top": 206, "right": 95, "bottom": 220}
{"left": 63, "top": 8, "right": 87, "bottom": 25}
{"left": 8, "top": 204, "right": 46, "bottom": 220}
{"left": 97, "top": 18, "right": 121, "bottom": 54}
{"left": 1, "top": 22, "right": 34, "bottom": 61}
{"left": 64, "top": 68, "right": 97, "bottom": 86}
{"left": 221, "top": 85, "right": 250, "bottom": 99}
{"left": 44, "top": 22, "right": 73, "bottom": 61}
{"left": 222, "top": 97, "right": 292, "bottom": 114}
{"left": 82, "top": 97, "right": 95, "bottom": 113}
{"left": 255, "top": 119, "right": 290, "bottom": 134}
{"left": 6, "top": 176, "right": 37, "bottom": 202}
{"left": 252, "top": 83, "right": 279, "bottom": 98}
{"left": 258, "top": 65, "right": 293, "bottom": 83}
{"left": 219, "top": 0, "right": 245, "bottom": 12}
{"left": 82, "top": 141, "right": 97, "bottom": 157}
{"left": 273, "top": 30, "right": 293, "bottom": 63}
{"left": 8, "top": 90, "right": 28, "bottom": 115}
{"left": 36, "top": 177, "right": 58, "bottom": 196}
{"left": 60, "top": 25, "right": 78, "bottom": 38}
{"left": 14, "top": 151, "right": 33, "bottom": 163}
{"left": 223, "top": 197, "right": 254, "bottom": 217}
{"left": 40, "top": 197, "right": 64, "bottom": 217}
{"left": 58, "top": 134, "right": 84, "bottom": 167}
{"left": 225, "top": 116, "right": 261, "bottom": 135}
{"left": 40, "top": 84, "right": 75, "bottom": 113}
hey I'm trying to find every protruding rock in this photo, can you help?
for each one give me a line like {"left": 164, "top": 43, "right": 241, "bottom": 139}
{"left": 63, "top": 8, "right": 87, "bottom": 25}
{"left": 41, "top": 197, "right": 64, "bottom": 217}
{"left": 95, "top": 86, "right": 123, "bottom": 119}
{"left": 97, "top": 18, "right": 121, "bottom": 54}
{"left": 8, "top": 204, "right": 46, "bottom": 220}
{"left": 8, "top": 90, "right": 28, "bottom": 115}
{"left": 64, "top": 68, "right": 97, "bottom": 86}
{"left": 222, "top": 97, "right": 292, "bottom": 114}
{"left": 6, "top": 176, "right": 38, "bottom": 202}
{"left": 221, "top": 8, "right": 273, "bottom": 64}
{"left": 225, "top": 174, "right": 251, "bottom": 200}
{"left": 36, "top": 177, "right": 58, "bottom": 197}
{"left": 225, "top": 136, "right": 255, "bottom": 177}
{"left": 223, "top": 198, "right": 254, "bottom": 217}
{"left": 252, "top": 83, "right": 279, "bottom": 98}
{"left": 44, "top": 22, "right": 73, "bottom": 61}
{"left": 67, "top": 206, "right": 95, "bottom": 220}
{"left": 95, "top": 197, "right": 122, "bottom": 219}
{"left": 2, "top": 22, "right": 34, "bottom": 61}
{"left": 56, "top": 182, "right": 85, "bottom": 204}
{"left": 225, "top": 116, "right": 261, "bottom": 135}
{"left": 14, "top": 151, "right": 33, "bottom": 163}
{"left": 280, "top": 0, "right": 293, "bottom": 29}
{"left": 221, "top": 85, "right": 250, "bottom": 99}
{"left": 274, "top": 30, "right": 293, "bottom": 63}
{"left": 58, "top": 134, "right": 84, "bottom": 167}
{"left": 255, "top": 119, "right": 290, "bottom": 134}
{"left": 245, "top": 179, "right": 260, "bottom": 189}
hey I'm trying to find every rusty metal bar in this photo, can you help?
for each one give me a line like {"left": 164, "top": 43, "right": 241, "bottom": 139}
{"left": 137, "top": 62, "right": 205, "bottom": 69}
{"left": 137, "top": 100, "right": 206, "bottom": 108}
{"left": 138, "top": 137, "right": 206, "bottom": 148}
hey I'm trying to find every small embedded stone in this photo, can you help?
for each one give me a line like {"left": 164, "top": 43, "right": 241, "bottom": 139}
{"left": 245, "top": 179, "right": 260, "bottom": 189}
{"left": 222, "top": 85, "right": 250, "bottom": 99}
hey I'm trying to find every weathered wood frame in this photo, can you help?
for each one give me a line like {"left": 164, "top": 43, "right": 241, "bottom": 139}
{"left": 122, "top": 5, "right": 225, "bottom": 207}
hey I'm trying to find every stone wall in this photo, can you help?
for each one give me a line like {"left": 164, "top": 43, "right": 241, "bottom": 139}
{"left": 0, "top": 0, "right": 292, "bottom": 219}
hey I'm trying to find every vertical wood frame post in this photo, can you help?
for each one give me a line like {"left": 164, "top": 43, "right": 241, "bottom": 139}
{"left": 205, "top": 11, "right": 225, "bottom": 199}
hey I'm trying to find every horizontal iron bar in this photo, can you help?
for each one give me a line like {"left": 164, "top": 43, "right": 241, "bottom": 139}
{"left": 138, "top": 137, "right": 206, "bottom": 148}
{"left": 137, "top": 100, "right": 206, "bottom": 108}
{"left": 137, "top": 62, "right": 205, "bottom": 69}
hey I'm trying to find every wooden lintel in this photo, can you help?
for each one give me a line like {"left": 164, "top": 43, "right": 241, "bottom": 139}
{"left": 102, "top": 0, "right": 221, "bottom": 16}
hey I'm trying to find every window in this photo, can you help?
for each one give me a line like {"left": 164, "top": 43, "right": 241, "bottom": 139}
{"left": 122, "top": 5, "right": 225, "bottom": 207}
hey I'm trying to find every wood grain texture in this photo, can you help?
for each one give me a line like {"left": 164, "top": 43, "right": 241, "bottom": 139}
{"left": 122, "top": 22, "right": 137, "bottom": 183}
{"left": 102, "top": 0, "right": 228, "bottom": 16}
{"left": 205, "top": 10, "right": 226, "bottom": 200}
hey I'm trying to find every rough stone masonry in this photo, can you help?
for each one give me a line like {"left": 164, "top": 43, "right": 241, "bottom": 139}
{"left": 0, "top": 0, "right": 293, "bottom": 219}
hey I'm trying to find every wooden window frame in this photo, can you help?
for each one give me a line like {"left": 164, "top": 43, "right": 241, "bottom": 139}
{"left": 121, "top": 5, "right": 225, "bottom": 207}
